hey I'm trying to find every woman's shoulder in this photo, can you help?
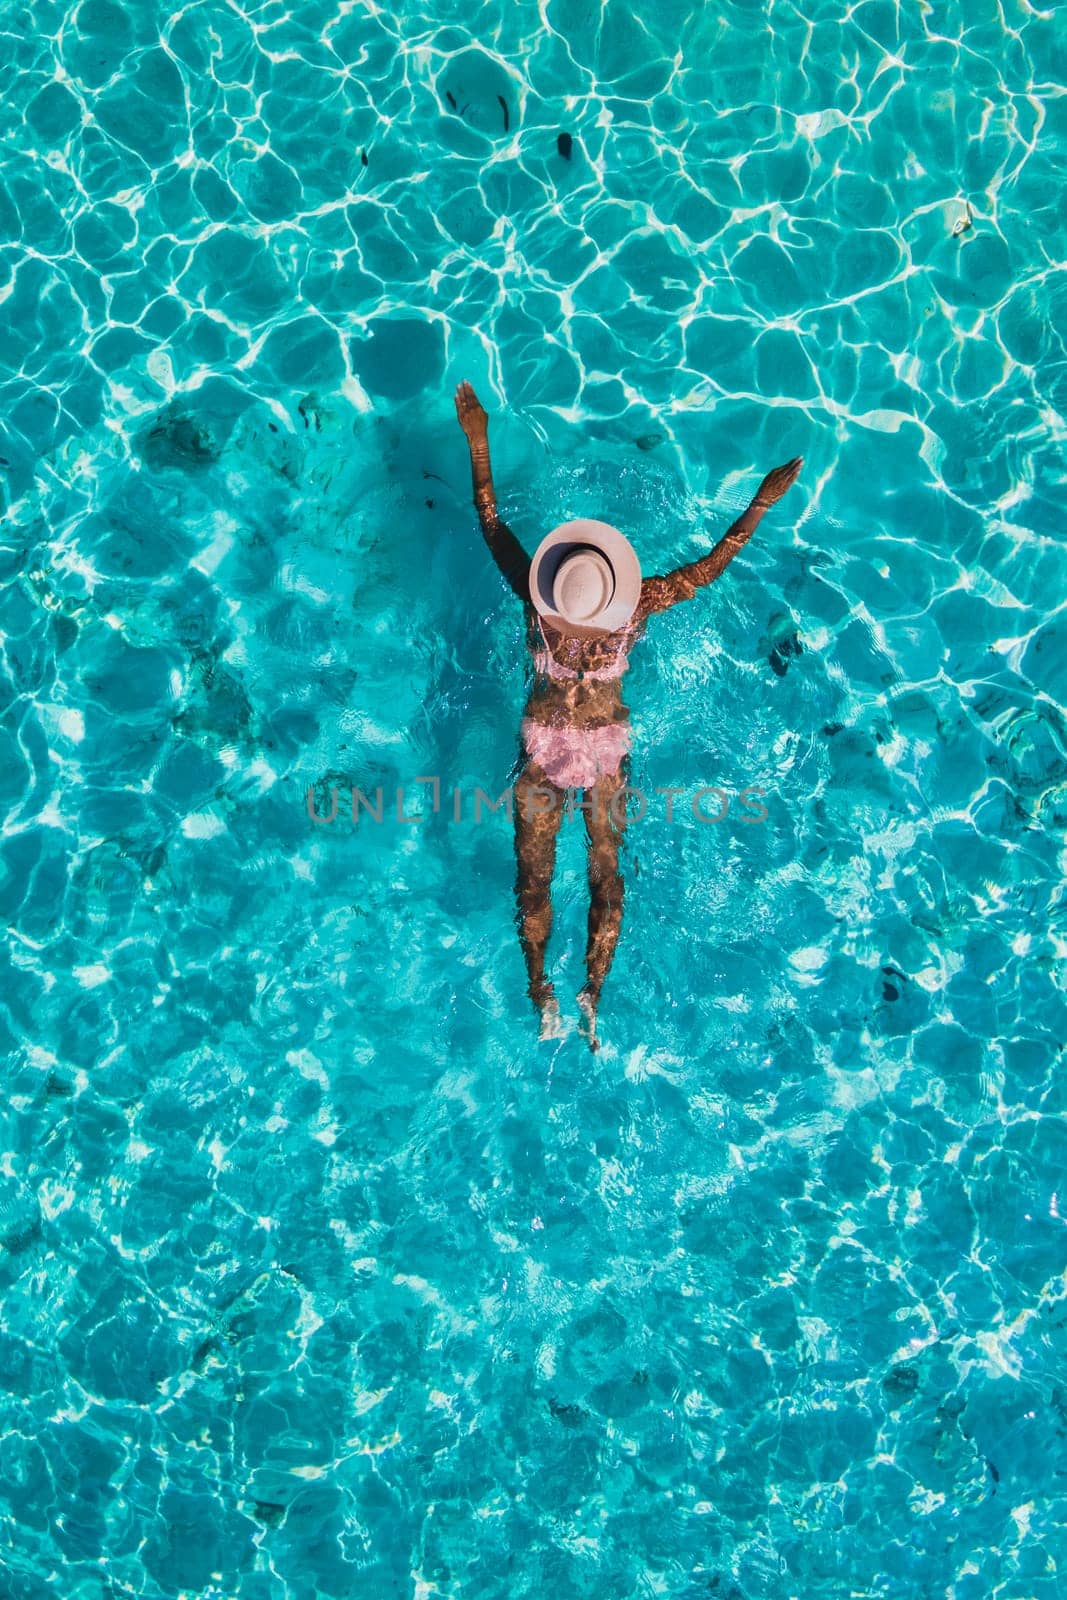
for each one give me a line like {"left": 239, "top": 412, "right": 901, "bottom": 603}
{"left": 536, "top": 614, "right": 643, "bottom": 653}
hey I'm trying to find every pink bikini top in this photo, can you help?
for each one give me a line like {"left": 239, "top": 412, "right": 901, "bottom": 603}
{"left": 531, "top": 614, "right": 634, "bottom": 682}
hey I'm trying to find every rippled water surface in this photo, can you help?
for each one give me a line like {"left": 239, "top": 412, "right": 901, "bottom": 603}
{"left": 2, "top": 0, "right": 1066, "bottom": 1595}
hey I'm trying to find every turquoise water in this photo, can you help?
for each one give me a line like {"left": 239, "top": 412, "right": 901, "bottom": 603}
{"left": 2, "top": 0, "right": 1066, "bottom": 1593}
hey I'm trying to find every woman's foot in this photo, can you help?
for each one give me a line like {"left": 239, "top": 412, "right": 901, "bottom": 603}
{"left": 454, "top": 380, "right": 488, "bottom": 449}
{"left": 539, "top": 995, "right": 565, "bottom": 1040}
{"left": 577, "top": 986, "right": 600, "bottom": 1053}
{"left": 531, "top": 980, "right": 564, "bottom": 1040}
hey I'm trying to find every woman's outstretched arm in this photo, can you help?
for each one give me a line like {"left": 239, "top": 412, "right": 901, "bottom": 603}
{"left": 454, "top": 380, "right": 531, "bottom": 603}
{"left": 638, "top": 455, "right": 803, "bottom": 618}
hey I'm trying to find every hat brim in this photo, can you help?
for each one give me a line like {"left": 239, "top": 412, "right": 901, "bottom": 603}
{"left": 529, "top": 520, "right": 642, "bottom": 635}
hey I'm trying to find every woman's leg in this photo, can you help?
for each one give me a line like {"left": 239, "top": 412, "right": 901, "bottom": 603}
{"left": 578, "top": 768, "right": 629, "bottom": 1052}
{"left": 513, "top": 759, "right": 565, "bottom": 1036}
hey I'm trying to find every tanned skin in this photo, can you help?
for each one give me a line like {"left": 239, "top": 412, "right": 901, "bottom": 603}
{"left": 455, "top": 379, "right": 802, "bottom": 1051}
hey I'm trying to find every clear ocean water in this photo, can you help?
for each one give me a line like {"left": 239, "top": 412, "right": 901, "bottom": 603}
{"left": 2, "top": 0, "right": 1066, "bottom": 1595}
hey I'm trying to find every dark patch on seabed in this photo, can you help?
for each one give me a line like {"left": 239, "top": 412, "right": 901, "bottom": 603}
{"left": 251, "top": 1500, "right": 287, "bottom": 1527}
{"left": 548, "top": 1396, "right": 588, "bottom": 1426}
{"left": 769, "top": 632, "right": 803, "bottom": 676}
{"left": 764, "top": 610, "right": 803, "bottom": 676}
{"left": 139, "top": 402, "right": 221, "bottom": 470}
{"left": 883, "top": 1361, "right": 920, "bottom": 1401}
{"left": 881, "top": 962, "right": 908, "bottom": 1002}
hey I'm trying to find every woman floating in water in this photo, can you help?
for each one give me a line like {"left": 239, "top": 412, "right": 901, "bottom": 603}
{"left": 455, "top": 380, "right": 803, "bottom": 1051}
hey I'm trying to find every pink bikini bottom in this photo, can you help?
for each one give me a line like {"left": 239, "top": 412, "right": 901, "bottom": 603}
{"left": 521, "top": 718, "right": 632, "bottom": 790}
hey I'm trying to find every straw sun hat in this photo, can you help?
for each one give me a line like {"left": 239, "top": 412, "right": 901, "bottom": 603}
{"left": 528, "top": 520, "right": 642, "bottom": 635}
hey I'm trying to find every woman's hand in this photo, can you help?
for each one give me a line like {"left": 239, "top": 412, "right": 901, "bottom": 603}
{"left": 753, "top": 456, "right": 803, "bottom": 508}
{"left": 455, "top": 380, "right": 489, "bottom": 449}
